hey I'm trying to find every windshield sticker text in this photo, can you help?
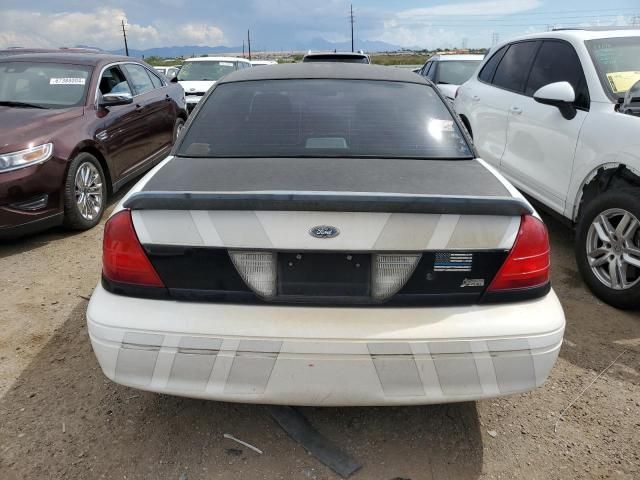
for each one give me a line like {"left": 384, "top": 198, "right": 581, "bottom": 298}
{"left": 50, "top": 78, "right": 86, "bottom": 85}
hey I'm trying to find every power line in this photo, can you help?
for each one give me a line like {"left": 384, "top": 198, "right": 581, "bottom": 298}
{"left": 407, "top": 18, "right": 639, "bottom": 28}
{"left": 414, "top": 13, "right": 637, "bottom": 24}
{"left": 405, "top": 7, "right": 638, "bottom": 17}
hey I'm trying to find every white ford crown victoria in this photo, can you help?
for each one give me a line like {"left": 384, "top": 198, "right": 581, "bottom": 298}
{"left": 88, "top": 64, "right": 565, "bottom": 406}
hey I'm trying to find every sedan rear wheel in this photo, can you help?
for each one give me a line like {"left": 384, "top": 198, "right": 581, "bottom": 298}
{"left": 63, "top": 153, "right": 107, "bottom": 230}
{"left": 576, "top": 189, "right": 640, "bottom": 309}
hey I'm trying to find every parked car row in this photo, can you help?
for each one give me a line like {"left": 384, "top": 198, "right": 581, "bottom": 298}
{"left": 0, "top": 52, "right": 187, "bottom": 237}
{"left": 154, "top": 65, "right": 181, "bottom": 80}
{"left": 454, "top": 28, "right": 640, "bottom": 309}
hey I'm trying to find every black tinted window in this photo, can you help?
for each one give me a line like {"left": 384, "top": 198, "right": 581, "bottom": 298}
{"left": 526, "top": 41, "right": 589, "bottom": 108}
{"left": 303, "top": 55, "right": 369, "bottom": 64}
{"left": 493, "top": 42, "right": 539, "bottom": 92}
{"left": 478, "top": 46, "right": 507, "bottom": 83}
{"left": 178, "top": 80, "right": 471, "bottom": 159}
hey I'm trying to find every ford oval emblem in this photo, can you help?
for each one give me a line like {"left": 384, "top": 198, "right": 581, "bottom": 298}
{"left": 189, "top": 88, "right": 196, "bottom": 92}
{"left": 309, "top": 225, "right": 340, "bottom": 239}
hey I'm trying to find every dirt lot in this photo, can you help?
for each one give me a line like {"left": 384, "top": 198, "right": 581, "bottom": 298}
{"left": 0, "top": 195, "right": 638, "bottom": 480}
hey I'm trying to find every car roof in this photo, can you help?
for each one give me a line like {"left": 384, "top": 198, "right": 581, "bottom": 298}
{"left": 0, "top": 52, "right": 135, "bottom": 66}
{"left": 497, "top": 27, "right": 640, "bottom": 44}
{"left": 184, "top": 56, "right": 250, "bottom": 63}
{"left": 429, "top": 54, "right": 484, "bottom": 61}
{"left": 218, "top": 62, "right": 428, "bottom": 84}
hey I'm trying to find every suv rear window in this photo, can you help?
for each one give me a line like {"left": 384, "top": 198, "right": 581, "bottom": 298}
{"left": 177, "top": 79, "right": 472, "bottom": 159}
{"left": 478, "top": 46, "right": 507, "bottom": 83}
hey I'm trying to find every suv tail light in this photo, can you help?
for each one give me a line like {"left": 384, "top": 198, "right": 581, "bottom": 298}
{"left": 102, "top": 210, "right": 164, "bottom": 287}
{"left": 488, "top": 215, "right": 550, "bottom": 292}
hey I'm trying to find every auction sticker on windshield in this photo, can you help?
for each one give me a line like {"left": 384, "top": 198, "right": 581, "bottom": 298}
{"left": 606, "top": 71, "right": 640, "bottom": 94}
{"left": 49, "top": 77, "right": 86, "bottom": 85}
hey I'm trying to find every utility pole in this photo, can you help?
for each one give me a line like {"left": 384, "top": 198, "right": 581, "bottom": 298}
{"left": 350, "top": 4, "right": 355, "bottom": 52}
{"left": 491, "top": 32, "right": 499, "bottom": 47}
{"left": 247, "top": 29, "right": 252, "bottom": 61}
{"left": 121, "top": 19, "right": 129, "bottom": 56}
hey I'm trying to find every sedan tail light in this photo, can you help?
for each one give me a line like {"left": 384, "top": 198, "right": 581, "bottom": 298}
{"left": 488, "top": 215, "right": 550, "bottom": 292}
{"left": 102, "top": 210, "right": 164, "bottom": 287}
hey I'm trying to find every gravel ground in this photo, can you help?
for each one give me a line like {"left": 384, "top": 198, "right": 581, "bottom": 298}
{"left": 0, "top": 195, "right": 638, "bottom": 480}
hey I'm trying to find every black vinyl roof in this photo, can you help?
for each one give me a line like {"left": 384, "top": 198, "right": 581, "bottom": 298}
{"left": 218, "top": 62, "right": 430, "bottom": 84}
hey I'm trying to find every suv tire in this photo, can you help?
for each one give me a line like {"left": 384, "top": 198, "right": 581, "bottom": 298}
{"left": 63, "top": 152, "right": 107, "bottom": 230}
{"left": 575, "top": 188, "right": 640, "bottom": 309}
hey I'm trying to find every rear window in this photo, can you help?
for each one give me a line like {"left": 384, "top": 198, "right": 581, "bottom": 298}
{"left": 177, "top": 79, "right": 472, "bottom": 159}
{"left": 0, "top": 61, "right": 91, "bottom": 109}
{"left": 436, "top": 60, "right": 482, "bottom": 85}
{"left": 303, "top": 55, "right": 369, "bottom": 64}
{"left": 177, "top": 60, "right": 238, "bottom": 81}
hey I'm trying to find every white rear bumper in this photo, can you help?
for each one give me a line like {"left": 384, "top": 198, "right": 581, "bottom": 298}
{"left": 87, "top": 285, "right": 565, "bottom": 406}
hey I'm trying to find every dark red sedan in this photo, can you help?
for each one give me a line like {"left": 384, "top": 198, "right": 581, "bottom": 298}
{"left": 0, "top": 52, "right": 187, "bottom": 238}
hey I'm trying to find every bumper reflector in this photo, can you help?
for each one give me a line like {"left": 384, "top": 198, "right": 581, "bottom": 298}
{"left": 229, "top": 251, "right": 277, "bottom": 298}
{"left": 372, "top": 254, "right": 421, "bottom": 300}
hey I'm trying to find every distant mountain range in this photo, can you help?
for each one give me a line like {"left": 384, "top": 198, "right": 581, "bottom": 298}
{"left": 106, "top": 38, "right": 402, "bottom": 58}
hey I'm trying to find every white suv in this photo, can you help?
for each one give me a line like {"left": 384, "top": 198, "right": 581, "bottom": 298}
{"left": 455, "top": 28, "right": 640, "bottom": 309}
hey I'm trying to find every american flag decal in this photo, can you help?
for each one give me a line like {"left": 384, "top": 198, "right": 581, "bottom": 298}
{"left": 434, "top": 252, "right": 473, "bottom": 272}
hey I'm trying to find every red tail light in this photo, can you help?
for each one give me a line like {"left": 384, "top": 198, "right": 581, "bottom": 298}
{"left": 102, "top": 210, "right": 164, "bottom": 287}
{"left": 488, "top": 215, "right": 550, "bottom": 292}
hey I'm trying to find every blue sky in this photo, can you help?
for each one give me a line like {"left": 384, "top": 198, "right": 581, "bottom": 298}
{"left": 0, "top": 0, "right": 638, "bottom": 51}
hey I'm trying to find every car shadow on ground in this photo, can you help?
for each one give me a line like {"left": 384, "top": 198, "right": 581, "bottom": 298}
{"left": 0, "top": 301, "right": 483, "bottom": 480}
{"left": 540, "top": 212, "right": 640, "bottom": 385}
{"left": 0, "top": 180, "right": 134, "bottom": 260}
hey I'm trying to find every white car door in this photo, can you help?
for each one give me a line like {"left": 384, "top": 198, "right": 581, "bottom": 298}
{"left": 456, "top": 45, "right": 511, "bottom": 168}
{"left": 500, "top": 40, "right": 589, "bottom": 215}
